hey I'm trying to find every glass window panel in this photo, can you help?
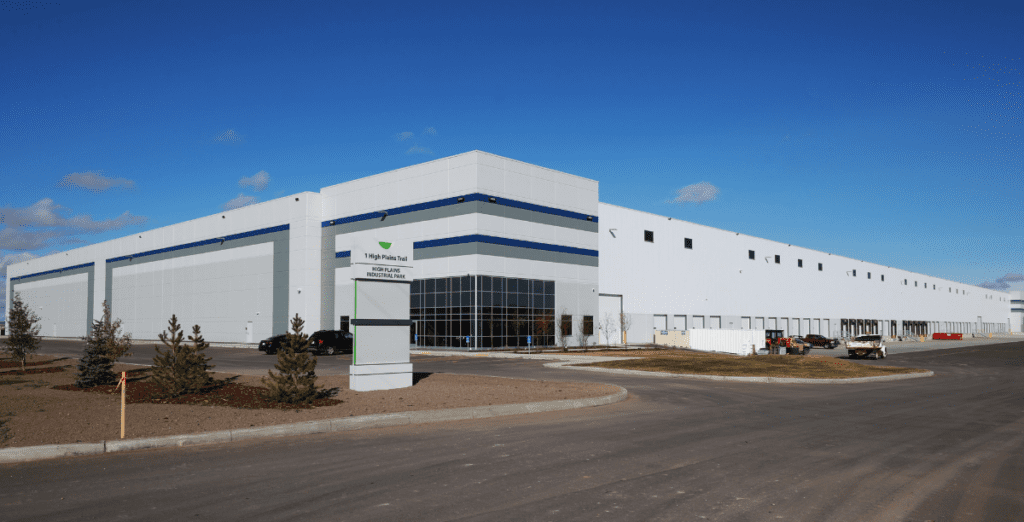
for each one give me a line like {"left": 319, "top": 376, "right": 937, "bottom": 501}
{"left": 481, "top": 276, "right": 492, "bottom": 291}
{"left": 508, "top": 278, "right": 518, "bottom": 293}
{"left": 545, "top": 281, "right": 554, "bottom": 295}
{"left": 533, "top": 280, "right": 543, "bottom": 294}
{"left": 425, "top": 279, "right": 435, "bottom": 293}
{"left": 411, "top": 295, "right": 421, "bottom": 308}
{"left": 545, "top": 295, "right": 554, "bottom": 309}
{"left": 451, "top": 277, "right": 460, "bottom": 292}
{"left": 436, "top": 293, "right": 447, "bottom": 307}
{"left": 481, "top": 292, "right": 491, "bottom": 306}
{"left": 451, "top": 292, "right": 461, "bottom": 307}
{"left": 517, "top": 279, "right": 529, "bottom": 294}
{"left": 425, "top": 294, "right": 436, "bottom": 307}
{"left": 462, "top": 275, "right": 471, "bottom": 291}
{"left": 436, "top": 278, "right": 447, "bottom": 293}
{"left": 464, "top": 292, "right": 473, "bottom": 306}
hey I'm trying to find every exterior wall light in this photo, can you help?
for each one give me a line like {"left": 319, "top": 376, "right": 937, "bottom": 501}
{"left": 488, "top": 197, "right": 496, "bottom": 203}
{"left": 379, "top": 210, "right": 388, "bottom": 221}
{"left": 216, "top": 237, "right": 226, "bottom": 245}
{"left": 457, "top": 197, "right": 465, "bottom": 203}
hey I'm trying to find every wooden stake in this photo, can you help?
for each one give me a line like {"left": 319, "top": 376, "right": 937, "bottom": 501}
{"left": 114, "top": 371, "right": 126, "bottom": 439}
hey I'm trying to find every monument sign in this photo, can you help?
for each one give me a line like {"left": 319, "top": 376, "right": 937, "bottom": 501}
{"left": 349, "top": 240, "right": 415, "bottom": 391}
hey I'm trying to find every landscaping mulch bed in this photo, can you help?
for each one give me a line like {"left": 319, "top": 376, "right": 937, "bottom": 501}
{"left": 2, "top": 354, "right": 620, "bottom": 448}
{"left": 1, "top": 366, "right": 69, "bottom": 376}
{"left": 0, "top": 359, "right": 65, "bottom": 369}
{"left": 53, "top": 379, "right": 343, "bottom": 409}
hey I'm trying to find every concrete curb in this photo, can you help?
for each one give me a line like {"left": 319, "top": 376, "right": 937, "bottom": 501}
{"left": 545, "top": 360, "right": 935, "bottom": 384}
{"left": 0, "top": 386, "right": 627, "bottom": 465}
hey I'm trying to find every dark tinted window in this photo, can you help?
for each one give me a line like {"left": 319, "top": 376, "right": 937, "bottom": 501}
{"left": 684, "top": 238, "right": 692, "bottom": 249}
{"left": 644, "top": 230, "right": 653, "bottom": 242}
{"left": 748, "top": 250, "right": 755, "bottom": 260}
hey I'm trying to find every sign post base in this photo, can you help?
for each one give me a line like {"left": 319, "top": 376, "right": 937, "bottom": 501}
{"left": 349, "top": 363, "right": 413, "bottom": 391}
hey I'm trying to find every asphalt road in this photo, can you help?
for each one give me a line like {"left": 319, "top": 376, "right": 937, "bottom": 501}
{"left": 5, "top": 341, "right": 1023, "bottom": 521}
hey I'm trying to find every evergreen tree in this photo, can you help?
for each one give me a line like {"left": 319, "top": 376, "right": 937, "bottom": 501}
{"left": 76, "top": 300, "right": 133, "bottom": 388}
{"left": 2, "top": 292, "right": 41, "bottom": 372}
{"left": 151, "top": 314, "right": 215, "bottom": 396}
{"left": 263, "top": 313, "right": 320, "bottom": 404}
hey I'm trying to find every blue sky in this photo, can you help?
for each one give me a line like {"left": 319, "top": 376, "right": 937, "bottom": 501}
{"left": 2, "top": 0, "right": 1022, "bottom": 316}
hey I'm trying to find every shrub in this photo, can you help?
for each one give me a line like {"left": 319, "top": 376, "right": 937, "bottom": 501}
{"left": 76, "top": 300, "right": 133, "bottom": 388}
{"left": 151, "top": 314, "right": 215, "bottom": 397}
{"left": 2, "top": 292, "right": 41, "bottom": 372}
{"left": 263, "top": 314, "right": 321, "bottom": 404}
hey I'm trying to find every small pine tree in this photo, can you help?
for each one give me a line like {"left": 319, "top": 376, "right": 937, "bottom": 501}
{"left": 263, "top": 313, "right": 320, "bottom": 404}
{"left": 3, "top": 292, "right": 41, "bottom": 372}
{"left": 76, "top": 300, "right": 133, "bottom": 388}
{"left": 151, "top": 314, "right": 215, "bottom": 397}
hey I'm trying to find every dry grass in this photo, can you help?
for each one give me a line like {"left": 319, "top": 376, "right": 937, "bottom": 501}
{"left": 579, "top": 350, "right": 928, "bottom": 378}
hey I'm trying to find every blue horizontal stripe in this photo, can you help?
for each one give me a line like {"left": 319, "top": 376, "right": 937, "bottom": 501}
{"left": 414, "top": 234, "right": 598, "bottom": 257}
{"left": 11, "top": 262, "right": 95, "bottom": 282}
{"left": 336, "top": 251, "right": 351, "bottom": 258}
{"left": 322, "top": 193, "right": 597, "bottom": 227}
{"left": 106, "top": 224, "right": 289, "bottom": 263}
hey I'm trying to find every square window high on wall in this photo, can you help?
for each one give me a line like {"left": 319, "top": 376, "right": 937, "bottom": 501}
{"left": 644, "top": 230, "right": 653, "bottom": 243}
{"left": 684, "top": 238, "right": 692, "bottom": 249}
{"left": 748, "top": 250, "right": 755, "bottom": 260}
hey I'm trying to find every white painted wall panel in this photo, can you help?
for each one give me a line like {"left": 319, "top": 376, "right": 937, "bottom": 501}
{"left": 598, "top": 202, "right": 1011, "bottom": 334}
{"left": 113, "top": 243, "right": 274, "bottom": 342}
{"left": 13, "top": 273, "right": 88, "bottom": 337}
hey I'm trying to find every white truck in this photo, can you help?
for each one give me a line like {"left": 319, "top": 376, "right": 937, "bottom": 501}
{"left": 846, "top": 334, "right": 887, "bottom": 360}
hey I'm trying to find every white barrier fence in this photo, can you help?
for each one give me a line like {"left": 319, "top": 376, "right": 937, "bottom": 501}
{"left": 655, "top": 328, "right": 766, "bottom": 356}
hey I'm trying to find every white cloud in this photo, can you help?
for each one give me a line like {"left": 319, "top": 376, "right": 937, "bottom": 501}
{"left": 214, "top": 129, "right": 242, "bottom": 142}
{"left": 222, "top": 194, "right": 258, "bottom": 210}
{"left": 406, "top": 145, "right": 432, "bottom": 155}
{"left": 238, "top": 170, "right": 271, "bottom": 192}
{"left": 423, "top": 127, "right": 437, "bottom": 136}
{"left": 0, "top": 198, "right": 147, "bottom": 251}
{"left": 669, "top": 182, "right": 721, "bottom": 205}
{"left": 56, "top": 171, "right": 136, "bottom": 192}
{"left": 0, "top": 252, "right": 38, "bottom": 282}
{"left": 396, "top": 131, "right": 415, "bottom": 141}
{"left": 978, "top": 273, "right": 1024, "bottom": 290}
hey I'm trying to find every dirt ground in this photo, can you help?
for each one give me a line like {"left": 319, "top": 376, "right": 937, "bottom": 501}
{"left": 0, "top": 355, "right": 619, "bottom": 449}
{"left": 580, "top": 349, "right": 928, "bottom": 378}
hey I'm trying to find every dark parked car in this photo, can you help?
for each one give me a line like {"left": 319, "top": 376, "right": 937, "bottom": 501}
{"left": 258, "top": 334, "right": 288, "bottom": 354}
{"left": 801, "top": 334, "right": 838, "bottom": 349}
{"left": 308, "top": 330, "right": 353, "bottom": 355}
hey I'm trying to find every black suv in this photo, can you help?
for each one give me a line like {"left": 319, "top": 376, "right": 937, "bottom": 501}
{"left": 308, "top": 330, "right": 353, "bottom": 355}
{"left": 258, "top": 334, "right": 288, "bottom": 355}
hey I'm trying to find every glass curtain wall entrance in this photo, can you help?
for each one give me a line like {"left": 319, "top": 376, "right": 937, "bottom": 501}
{"left": 411, "top": 275, "right": 555, "bottom": 349}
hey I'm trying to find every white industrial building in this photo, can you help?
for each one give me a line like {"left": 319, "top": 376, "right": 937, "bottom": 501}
{"left": 6, "top": 151, "right": 1015, "bottom": 348}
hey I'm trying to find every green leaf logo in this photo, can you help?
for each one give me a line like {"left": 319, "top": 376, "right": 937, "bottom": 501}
{"left": 379, "top": 242, "right": 392, "bottom": 250}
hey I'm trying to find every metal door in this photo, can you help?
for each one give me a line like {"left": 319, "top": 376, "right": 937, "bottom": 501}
{"left": 246, "top": 321, "right": 253, "bottom": 343}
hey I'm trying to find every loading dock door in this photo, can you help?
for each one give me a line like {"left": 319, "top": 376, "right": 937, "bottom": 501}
{"left": 654, "top": 315, "right": 667, "bottom": 331}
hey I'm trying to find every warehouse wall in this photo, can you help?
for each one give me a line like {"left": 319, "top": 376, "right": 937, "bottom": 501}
{"left": 10, "top": 272, "right": 89, "bottom": 338}
{"left": 598, "top": 203, "right": 1012, "bottom": 338}
{"left": 322, "top": 151, "right": 600, "bottom": 346}
{"left": 7, "top": 192, "right": 322, "bottom": 342}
